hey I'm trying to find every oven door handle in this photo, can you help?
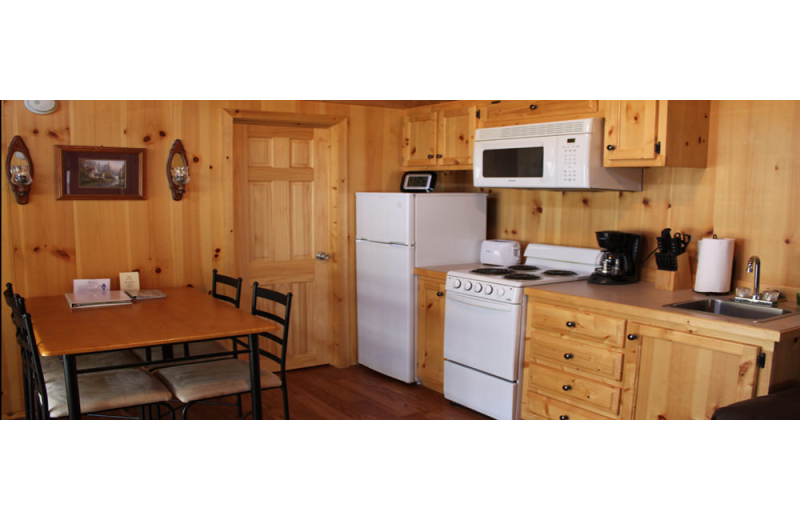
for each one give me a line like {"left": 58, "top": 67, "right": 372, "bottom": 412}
{"left": 446, "top": 292, "right": 515, "bottom": 312}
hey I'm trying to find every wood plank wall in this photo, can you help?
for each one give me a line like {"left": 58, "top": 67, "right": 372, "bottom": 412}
{"left": 2, "top": 99, "right": 797, "bottom": 417}
{"left": 439, "top": 100, "right": 799, "bottom": 295}
{"left": 0, "top": 100, "right": 403, "bottom": 418}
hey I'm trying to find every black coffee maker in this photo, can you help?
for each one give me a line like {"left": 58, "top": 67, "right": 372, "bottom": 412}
{"left": 587, "top": 231, "right": 641, "bottom": 285}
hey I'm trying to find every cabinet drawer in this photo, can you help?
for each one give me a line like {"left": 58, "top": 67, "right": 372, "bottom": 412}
{"left": 528, "top": 363, "right": 621, "bottom": 415}
{"left": 523, "top": 392, "right": 610, "bottom": 420}
{"left": 531, "top": 302, "right": 626, "bottom": 348}
{"left": 527, "top": 331, "right": 623, "bottom": 381}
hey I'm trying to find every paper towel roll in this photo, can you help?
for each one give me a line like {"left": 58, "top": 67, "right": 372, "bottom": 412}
{"left": 694, "top": 237, "right": 735, "bottom": 293}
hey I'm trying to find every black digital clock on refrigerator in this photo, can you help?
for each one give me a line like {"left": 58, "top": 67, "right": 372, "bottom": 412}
{"left": 400, "top": 171, "right": 437, "bottom": 192}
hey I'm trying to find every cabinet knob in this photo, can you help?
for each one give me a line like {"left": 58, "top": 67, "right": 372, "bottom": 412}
{"left": 559, "top": 415, "right": 570, "bottom": 420}
{"left": 607, "top": 145, "right": 616, "bottom": 151}
{"left": 529, "top": 104, "right": 538, "bottom": 110}
{"left": 562, "top": 384, "right": 572, "bottom": 391}
{"left": 436, "top": 292, "right": 444, "bottom": 297}
{"left": 436, "top": 154, "right": 443, "bottom": 159}
{"left": 563, "top": 353, "right": 574, "bottom": 360}
{"left": 627, "top": 334, "right": 638, "bottom": 340}
{"left": 565, "top": 321, "right": 576, "bottom": 328}
{"left": 427, "top": 154, "right": 434, "bottom": 159}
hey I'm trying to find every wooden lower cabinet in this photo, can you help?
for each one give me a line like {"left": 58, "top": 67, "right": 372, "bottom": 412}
{"left": 416, "top": 276, "right": 447, "bottom": 392}
{"left": 629, "top": 323, "right": 760, "bottom": 420}
{"left": 522, "top": 288, "right": 799, "bottom": 420}
{"left": 522, "top": 301, "right": 638, "bottom": 420}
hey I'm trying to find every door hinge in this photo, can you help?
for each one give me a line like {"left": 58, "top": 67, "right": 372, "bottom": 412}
{"left": 476, "top": 109, "right": 481, "bottom": 119}
{"left": 655, "top": 141, "right": 662, "bottom": 154}
{"left": 757, "top": 352, "right": 766, "bottom": 369}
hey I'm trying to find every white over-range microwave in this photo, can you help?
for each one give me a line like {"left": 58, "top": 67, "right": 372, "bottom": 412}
{"left": 473, "top": 117, "right": 642, "bottom": 191}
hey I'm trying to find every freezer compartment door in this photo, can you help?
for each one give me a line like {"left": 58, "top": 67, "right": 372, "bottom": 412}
{"left": 444, "top": 361, "right": 517, "bottom": 420}
{"left": 356, "top": 192, "right": 414, "bottom": 245}
{"left": 356, "top": 240, "right": 415, "bottom": 383}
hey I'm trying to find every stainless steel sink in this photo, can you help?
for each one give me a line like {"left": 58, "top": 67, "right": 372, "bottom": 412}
{"left": 664, "top": 298, "right": 794, "bottom": 323}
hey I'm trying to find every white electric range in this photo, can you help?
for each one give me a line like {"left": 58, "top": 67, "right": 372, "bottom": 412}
{"left": 443, "top": 243, "right": 602, "bottom": 419}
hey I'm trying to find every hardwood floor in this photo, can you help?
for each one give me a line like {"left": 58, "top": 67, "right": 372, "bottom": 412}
{"left": 168, "top": 365, "right": 489, "bottom": 420}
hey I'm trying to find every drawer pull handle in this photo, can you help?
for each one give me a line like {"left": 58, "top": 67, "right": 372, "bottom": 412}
{"left": 607, "top": 145, "right": 616, "bottom": 151}
{"left": 566, "top": 321, "right": 576, "bottom": 328}
{"left": 559, "top": 415, "right": 570, "bottom": 420}
{"left": 627, "top": 334, "right": 638, "bottom": 340}
{"left": 529, "top": 104, "right": 538, "bottom": 110}
{"left": 427, "top": 154, "right": 434, "bottom": 159}
{"left": 436, "top": 154, "right": 443, "bottom": 158}
{"left": 562, "top": 384, "right": 572, "bottom": 391}
{"left": 563, "top": 353, "right": 574, "bottom": 360}
{"left": 436, "top": 292, "right": 444, "bottom": 297}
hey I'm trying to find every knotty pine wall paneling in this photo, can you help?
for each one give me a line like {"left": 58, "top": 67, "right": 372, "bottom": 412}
{"left": 1, "top": 99, "right": 403, "bottom": 418}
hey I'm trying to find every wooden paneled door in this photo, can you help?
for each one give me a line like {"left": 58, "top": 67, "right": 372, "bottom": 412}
{"left": 233, "top": 123, "right": 334, "bottom": 369}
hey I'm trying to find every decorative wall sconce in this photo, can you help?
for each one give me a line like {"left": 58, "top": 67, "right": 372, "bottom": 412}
{"left": 167, "top": 139, "right": 191, "bottom": 201}
{"left": 6, "top": 136, "right": 34, "bottom": 205}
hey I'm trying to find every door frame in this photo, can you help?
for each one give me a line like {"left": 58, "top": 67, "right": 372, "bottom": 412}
{"left": 221, "top": 109, "right": 355, "bottom": 367}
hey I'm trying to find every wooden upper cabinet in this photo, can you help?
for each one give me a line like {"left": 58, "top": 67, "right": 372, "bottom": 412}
{"left": 402, "top": 104, "right": 476, "bottom": 170}
{"left": 603, "top": 100, "right": 710, "bottom": 168}
{"left": 479, "top": 100, "right": 599, "bottom": 128}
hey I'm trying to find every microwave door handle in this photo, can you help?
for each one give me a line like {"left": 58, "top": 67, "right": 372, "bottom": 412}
{"left": 446, "top": 292, "right": 514, "bottom": 312}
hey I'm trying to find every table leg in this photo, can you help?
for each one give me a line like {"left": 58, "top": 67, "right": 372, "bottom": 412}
{"left": 62, "top": 354, "right": 82, "bottom": 419}
{"left": 248, "top": 333, "right": 262, "bottom": 420}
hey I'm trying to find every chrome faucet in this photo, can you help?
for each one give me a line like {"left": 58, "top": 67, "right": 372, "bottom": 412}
{"left": 747, "top": 256, "right": 761, "bottom": 300}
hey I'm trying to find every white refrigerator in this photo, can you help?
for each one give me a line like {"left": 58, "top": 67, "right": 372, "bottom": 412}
{"left": 356, "top": 192, "right": 487, "bottom": 383}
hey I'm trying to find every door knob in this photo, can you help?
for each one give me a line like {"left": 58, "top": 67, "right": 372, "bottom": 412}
{"left": 315, "top": 252, "right": 330, "bottom": 261}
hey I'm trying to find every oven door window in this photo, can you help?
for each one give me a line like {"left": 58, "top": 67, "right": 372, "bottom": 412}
{"left": 482, "top": 147, "right": 544, "bottom": 178}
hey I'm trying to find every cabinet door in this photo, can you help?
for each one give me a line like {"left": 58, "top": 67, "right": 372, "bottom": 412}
{"left": 631, "top": 323, "right": 760, "bottom": 420}
{"left": 604, "top": 100, "right": 662, "bottom": 163}
{"left": 403, "top": 112, "right": 438, "bottom": 167}
{"left": 437, "top": 106, "right": 476, "bottom": 166}
{"left": 480, "top": 100, "right": 598, "bottom": 127}
{"left": 416, "top": 277, "right": 446, "bottom": 392}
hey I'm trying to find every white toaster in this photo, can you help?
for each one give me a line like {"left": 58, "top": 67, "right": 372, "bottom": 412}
{"left": 480, "top": 240, "right": 521, "bottom": 266}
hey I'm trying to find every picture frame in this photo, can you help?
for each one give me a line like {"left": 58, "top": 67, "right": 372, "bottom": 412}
{"left": 55, "top": 145, "right": 146, "bottom": 200}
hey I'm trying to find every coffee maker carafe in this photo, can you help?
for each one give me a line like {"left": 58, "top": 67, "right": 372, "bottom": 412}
{"left": 588, "top": 231, "right": 641, "bottom": 285}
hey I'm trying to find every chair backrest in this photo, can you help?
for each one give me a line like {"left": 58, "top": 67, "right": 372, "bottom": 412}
{"left": 250, "top": 282, "right": 293, "bottom": 370}
{"left": 211, "top": 269, "right": 243, "bottom": 308}
{"left": 4, "top": 283, "right": 33, "bottom": 354}
{"left": 10, "top": 293, "right": 50, "bottom": 419}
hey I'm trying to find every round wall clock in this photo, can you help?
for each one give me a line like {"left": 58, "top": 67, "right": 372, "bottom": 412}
{"left": 24, "top": 100, "right": 59, "bottom": 115}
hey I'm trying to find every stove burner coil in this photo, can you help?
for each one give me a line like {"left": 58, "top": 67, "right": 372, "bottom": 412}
{"left": 542, "top": 270, "right": 578, "bottom": 276}
{"left": 503, "top": 273, "right": 542, "bottom": 281}
{"left": 470, "top": 268, "right": 514, "bottom": 275}
{"left": 508, "top": 265, "right": 540, "bottom": 271}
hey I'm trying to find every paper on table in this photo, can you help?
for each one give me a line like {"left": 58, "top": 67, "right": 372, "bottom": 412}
{"left": 73, "top": 278, "right": 111, "bottom": 294}
{"left": 119, "top": 272, "right": 140, "bottom": 292}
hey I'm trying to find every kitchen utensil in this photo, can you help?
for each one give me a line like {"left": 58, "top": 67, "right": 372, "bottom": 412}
{"left": 672, "top": 232, "right": 691, "bottom": 255}
{"left": 656, "top": 252, "right": 678, "bottom": 271}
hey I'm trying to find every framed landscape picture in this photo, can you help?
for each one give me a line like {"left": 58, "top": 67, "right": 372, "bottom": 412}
{"left": 56, "top": 145, "right": 146, "bottom": 200}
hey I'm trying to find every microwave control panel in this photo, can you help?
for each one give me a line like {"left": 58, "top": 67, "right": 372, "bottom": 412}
{"left": 556, "top": 134, "right": 590, "bottom": 185}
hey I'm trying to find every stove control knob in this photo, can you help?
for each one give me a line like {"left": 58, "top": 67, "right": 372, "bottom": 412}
{"left": 464, "top": 281, "right": 473, "bottom": 291}
{"left": 474, "top": 283, "right": 483, "bottom": 293}
{"left": 484, "top": 285, "right": 493, "bottom": 295}
{"left": 452, "top": 279, "right": 462, "bottom": 289}
{"left": 497, "top": 287, "right": 505, "bottom": 296}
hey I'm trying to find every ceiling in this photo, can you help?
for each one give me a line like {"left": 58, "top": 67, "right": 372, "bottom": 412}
{"left": 317, "top": 100, "right": 451, "bottom": 110}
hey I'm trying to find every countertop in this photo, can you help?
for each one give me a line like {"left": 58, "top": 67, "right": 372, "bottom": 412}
{"left": 414, "top": 265, "right": 800, "bottom": 342}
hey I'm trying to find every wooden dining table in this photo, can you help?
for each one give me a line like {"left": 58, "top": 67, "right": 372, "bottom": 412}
{"left": 24, "top": 287, "right": 279, "bottom": 419}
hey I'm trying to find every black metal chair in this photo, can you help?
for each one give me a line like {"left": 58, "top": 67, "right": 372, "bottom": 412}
{"left": 7, "top": 291, "right": 174, "bottom": 420}
{"left": 153, "top": 281, "right": 292, "bottom": 419}
{"left": 4, "top": 283, "right": 143, "bottom": 419}
{"left": 133, "top": 269, "right": 244, "bottom": 363}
